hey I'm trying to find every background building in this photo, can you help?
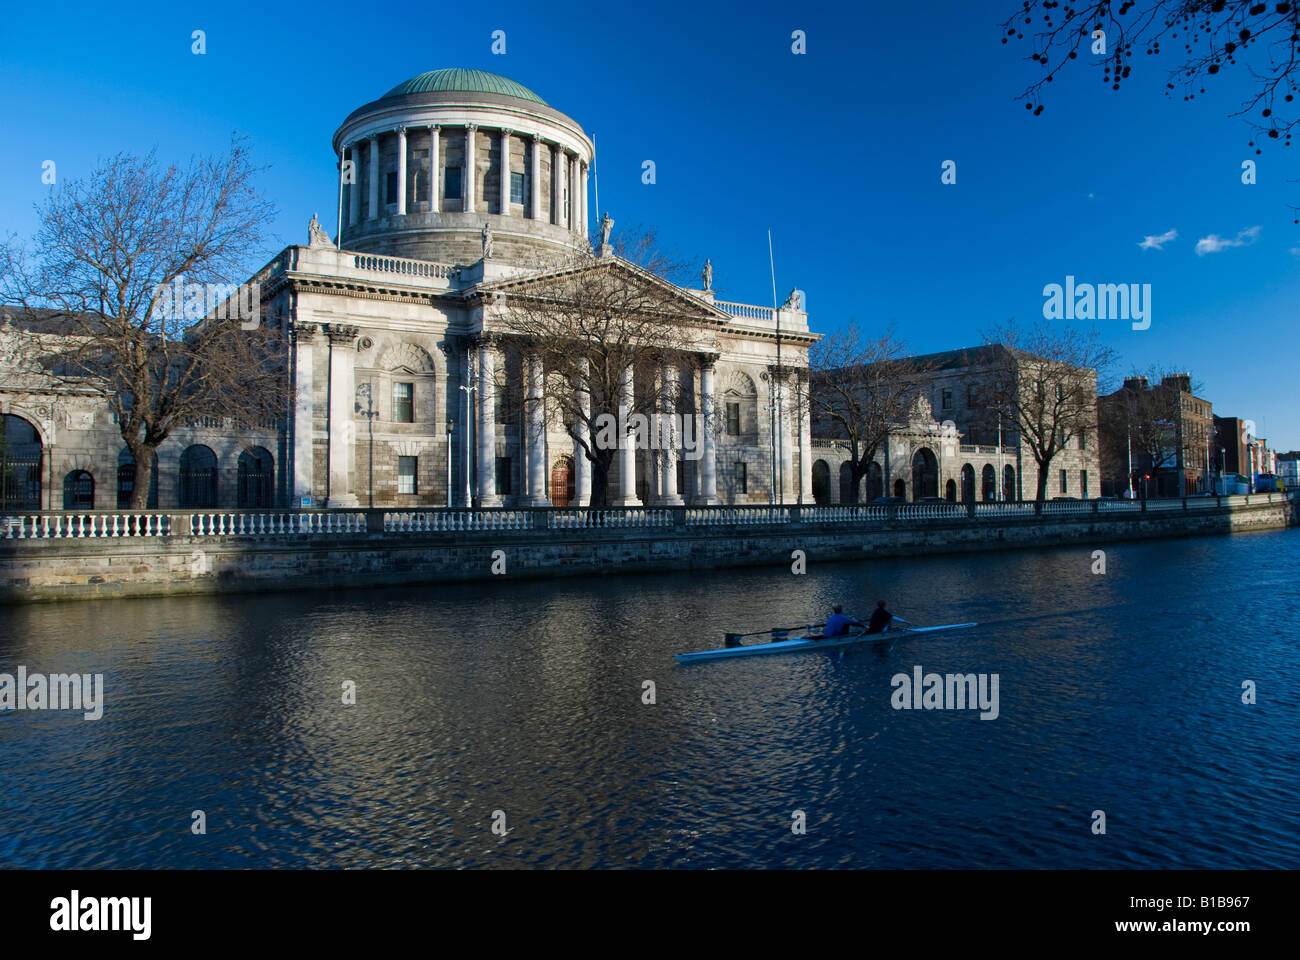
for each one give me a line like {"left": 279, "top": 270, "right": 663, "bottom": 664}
{"left": 810, "top": 345, "right": 1100, "bottom": 504}
{"left": 1099, "top": 373, "right": 1212, "bottom": 498}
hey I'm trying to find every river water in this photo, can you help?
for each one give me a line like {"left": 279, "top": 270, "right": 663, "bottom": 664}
{"left": 1, "top": 529, "right": 1297, "bottom": 869}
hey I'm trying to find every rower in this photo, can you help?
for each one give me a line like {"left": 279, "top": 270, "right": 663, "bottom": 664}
{"left": 865, "top": 600, "right": 895, "bottom": 634}
{"left": 823, "top": 605, "right": 863, "bottom": 638}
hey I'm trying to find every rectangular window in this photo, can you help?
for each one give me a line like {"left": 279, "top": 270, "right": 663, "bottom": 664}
{"left": 444, "top": 167, "right": 462, "bottom": 200}
{"left": 734, "top": 462, "right": 747, "bottom": 494}
{"left": 1060, "top": 469, "right": 1068, "bottom": 494}
{"left": 941, "top": 389, "right": 953, "bottom": 411}
{"left": 1081, "top": 470, "right": 1089, "bottom": 498}
{"left": 397, "top": 456, "right": 418, "bottom": 495}
{"left": 726, "top": 402, "right": 740, "bottom": 436}
{"left": 393, "top": 382, "right": 414, "bottom": 423}
{"left": 386, "top": 171, "right": 398, "bottom": 205}
{"left": 415, "top": 168, "right": 429, "bottom": 203}
{"left": 510, "top": 171, "right": 525, "bottom": 204}
{"left": 495, "top": 457, "right": 512, "bottom": 495}
{"left": 967, "top": 384, "right": 978, "bottom": 408}
{"left": 1077, "top": 429, "right": 1087, "bottom": 450}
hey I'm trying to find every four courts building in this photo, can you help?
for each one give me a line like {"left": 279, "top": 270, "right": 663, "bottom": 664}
{"left": 0, "top": 69, "right": 1099, "bottom": 513}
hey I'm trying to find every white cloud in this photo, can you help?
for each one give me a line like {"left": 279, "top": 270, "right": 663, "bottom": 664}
{"left": 1138, "top": 228, "right": 1177, "bottom": 250}
{"left": 1196, "top": 225, "right": 1260, "bottom": 256}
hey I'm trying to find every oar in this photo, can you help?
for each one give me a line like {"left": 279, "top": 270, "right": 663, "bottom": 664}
{"left": 725, "top": 624, "right": 820, "bottom": 648}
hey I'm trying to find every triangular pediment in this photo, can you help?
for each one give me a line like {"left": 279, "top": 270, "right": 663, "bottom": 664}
{"left": 473, "top": 255, "right": 730, "bottom": 325}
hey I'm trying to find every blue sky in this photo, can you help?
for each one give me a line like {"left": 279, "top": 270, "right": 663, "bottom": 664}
{"left": 2, "top": 0, "right": 1296, "bottom": 448}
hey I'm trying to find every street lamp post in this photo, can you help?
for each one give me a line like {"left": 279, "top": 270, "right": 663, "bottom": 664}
{"left": 1126, "top": 426, "right": 1134, "bottom": 500}
{"left": 996, "top": 411, "right": 1003, "bottom": 501}
{"left": 459, "top": 353, "right": 476, "bottom": 508}
{"left": 446, "top": 419, "right": 454, "bottom": 508}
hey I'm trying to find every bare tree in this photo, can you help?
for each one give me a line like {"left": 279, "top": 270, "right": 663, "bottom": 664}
{"left": 808, "top": 322, "right": 924, "bottom": 503}
{"left": 981, "top": 321, "right": 1116, "bottom": 510}
{"left": 0, "top": 137, "right": 282, "bottom": 508}
{"left": 495, "top": 245, "right": 716, "bottom": 508}
{"left": 1003, "top": 0, "right": 1299, "bottom": 220}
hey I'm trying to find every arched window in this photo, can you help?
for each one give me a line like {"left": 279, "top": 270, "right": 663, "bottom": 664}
{"left": 237, "top": 447, "right": 274, "bottom": 508}
{"left": 1, "top": 414, "right": 43, "bottom": 510}
{"left": 63, "top": 470, "right": 94, "bottom": 510}
{"left": 839, "top": 461, "right": 858, "bottom": 504}
{"left": 893, "top": 478, "right": 906, "bottom": 498}
{"left": 945, "top": 479, "right": 957, "bottom": 502}
{"left": 179, "top": 445, "right": 218, "bottom": 508}
{"left": 981, "top": 464, "right": 996, "bottom": 501}
{"left": 1003, "top": 465, "right": 1016, "bottom": 501}
{"left": 116, "top": 449, "right": 159, "bottom": 509}
{"left": 721, "top": 371, "right": 759, "bottom": 439}
{"left": 812, "top": 460, "right": 830, "bottom": 505}
{"left": 911, "top": 448, "right": 938, "bottom": 500}
{"left": 960, "top": 464, "right": 975, "bottom": 503}
{"left": 866, "top": 461, "right": 883, "bottom": 501}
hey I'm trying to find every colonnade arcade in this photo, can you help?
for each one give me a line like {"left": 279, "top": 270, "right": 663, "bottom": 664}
{"left": 463, "top": 334, "right": 722, "bottom": 508}
{"left": 337, "top": 124, "right": 588, "bottom": 231}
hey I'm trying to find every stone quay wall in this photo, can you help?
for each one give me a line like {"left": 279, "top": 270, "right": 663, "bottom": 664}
{"left": 1, "top": 495, "right": 1295, "bottom": 604}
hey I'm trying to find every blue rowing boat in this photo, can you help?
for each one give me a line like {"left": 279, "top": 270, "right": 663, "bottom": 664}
{"left": 674, "top": 622, "right": 979, "bottom": 663}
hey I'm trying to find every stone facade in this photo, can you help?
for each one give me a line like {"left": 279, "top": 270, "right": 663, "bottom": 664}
{"left": 809, "top": 345, "right": 1102, "bottom": 505}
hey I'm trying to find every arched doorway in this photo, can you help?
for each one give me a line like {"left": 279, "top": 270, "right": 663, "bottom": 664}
{"left": 839, "top": 462, "right": 858, "bottom": 504}
{"left": 117, "top": 449, "right": 159, "bottom": 509}
{"left": 1003, "top": 465, "right": 1016, "bottom": 501}
{"left": 550, "top": 456, "right": 575, "bottom": 507}
{"left": 893, "top": 478, "right": 906, "bottom": 498}
{"left": 812, "top": 460, "right": 830, "bottom": 505}
{"left": 911, "top": 448, "right": 938, "bottom": 501}
{"left": 62, "top": 470, "right": 94, "bottom": 510}
{"left": 179, "top": 445, "right": 218, "bottom": 508}
{"left": 945, "top": 479, "right": 957, "bottom": 502}
{"left": 960, "top": 464, "right": 975, "bottom": 503}
{"left": 981, "top": 464, "right": 996, "bottom": 501}
{"left": 1, "top": 414, "right": 43, "bottom": 510}
{"left": 866, "top": 461, "right": 883, "bottom": 501}
{"left": 237, "top": 447, "right": 274, "bottom": 508}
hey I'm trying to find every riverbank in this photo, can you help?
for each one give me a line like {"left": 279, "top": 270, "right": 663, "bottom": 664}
{"left": 1, "top": 494, "right": 1294, "bottom": 603}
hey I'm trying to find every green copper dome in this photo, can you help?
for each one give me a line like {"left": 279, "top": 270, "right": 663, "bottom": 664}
{"left": 382, "top": 69, "right": 548, "bottom": 106}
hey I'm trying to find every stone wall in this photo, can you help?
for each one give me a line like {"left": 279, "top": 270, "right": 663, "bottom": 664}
{"left": 1, "top": 498, "right": 1293, "bottom": 604}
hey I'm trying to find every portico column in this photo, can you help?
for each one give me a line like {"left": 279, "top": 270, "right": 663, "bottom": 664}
{"left": 347, "top": 143, "right": 360, "bottom": 227}
{"left": 777, "top": 372, "right": 793, "bottom": 504}
{"left": 499, "top": 129, "right": 512, "bottom": 215}
{"left": 396, "top": 127, "right": 408, "bottom": 216}
{"left": 429, "top": 125, "right": 440, "bottom": 213}
{"left": 367, "top": 136, "right": 380, "bottom": 221}
{"left": 324, "top": 324, "right": 360, "bottom": 508}
{"left": 575, "top": 356, "right": 591, "bottom": 505}
{"left": 698, "top": 359, "right": 719, "bottom": 504}
{"left": 578, "top": 162, "right": 588, "bottom": 236}
{"left": 657, "top": 363, "right": 683, "bottom": 505}
{"left": 524, "top": 352, "right": 548, "bottom": 506}
{"left": 614, "top": 364, "right": 641, "bottom": 506}
{"left": 529, "top": 135, "right": 542, "bottom": 220}
{"left": 551, "top": 145, "right": 565, "bottom": 227}
{"left": 476, "top": 337, "right": 501, "bottom": 506}
{"left": 798, "top": 371, "right": 813, "bottom": 502}
{"left": 291, "top": 323, "right": 317, "bottom": 504}
{"left": 569, "top": 156, "right": 580, "bottom": 234}
{"left": 465, "top": 125, "right": 477, "bottom": 214}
